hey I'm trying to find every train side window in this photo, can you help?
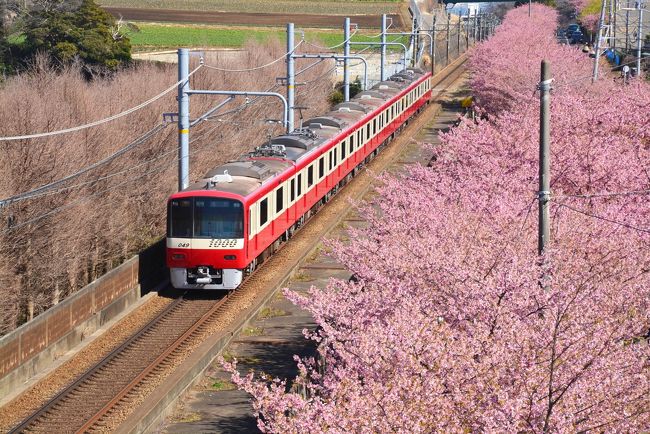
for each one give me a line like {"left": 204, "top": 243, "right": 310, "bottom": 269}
{"left": 308, "top": 165, "right": 314, "bottom": 186}
{"left": 349, "top": 134, "right": 354, "bottom": 153}
{"left": 276, "top": 187, "right": 284, "bottom": 213}
{"left": 341, "top": 140, "right": 346, "bottom": 159}
{"left": 357, "top": 130, "right": 361, "bottom": 146}
{"left": 365, "top": 123, "right": 370, "bottom": 139}
{"left": 333, "top": 148, "right": 337, "bottom": 166}
{"left": 318, "top": 157, "right": 324, "bottom": 179}
{"left": 373, "top": 118, "right": 377, "bottom": 134}
{"left": 290, "top": 179, "right": 295, "bottom": 202}
{"left": 297, "top": 173, "right": 302, "bottom": 196}
{"left": 260, "top": 199, "right": 268, "bottom": 226}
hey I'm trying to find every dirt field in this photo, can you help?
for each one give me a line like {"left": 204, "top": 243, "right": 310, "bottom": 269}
{"left": 100, "top": 0, "right": 402, "bottom": 16}
{"left": 106, "top": 7, "right": 405, "bottom": 29}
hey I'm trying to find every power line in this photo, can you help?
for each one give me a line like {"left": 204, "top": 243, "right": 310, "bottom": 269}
{"left": 2, "top": 156, "right": 175, "bottom": 233}
{"left": 554, "top": 189, "right": 650, "bottom": 200}
{"left": 552, "top": 54, "right": 650, "bottom": 90}
{"left": 555, "top": 201, "right": 650, "bottom": 235}
{"left": 202, "top": 40, "right": 304, "bottom": 73}
{"left": 0, "top": 123, "right": 167, "bottom": 206}
{"left": 0, "top": 65, "right": 203, "bottom": 142}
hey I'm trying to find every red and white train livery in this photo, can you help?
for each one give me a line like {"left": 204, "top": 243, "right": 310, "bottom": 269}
{"left": 166, "top": 68, "right": 432, "bottom": 289}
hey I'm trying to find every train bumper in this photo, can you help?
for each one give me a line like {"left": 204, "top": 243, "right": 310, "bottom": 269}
{"left": 170, "top": 267, "right": 243, "bottom": 290}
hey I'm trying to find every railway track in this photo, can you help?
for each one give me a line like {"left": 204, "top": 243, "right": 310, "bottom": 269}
{"left": 7, "top": 57, "right": 467, "bottom": 434}
{"left": 9, "top": 292, "right": 238, "bottom": 433}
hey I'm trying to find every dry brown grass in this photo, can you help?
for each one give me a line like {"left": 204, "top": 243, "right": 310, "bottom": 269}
{"left": 0, "top": 39, "right": 332, "bottom": 334}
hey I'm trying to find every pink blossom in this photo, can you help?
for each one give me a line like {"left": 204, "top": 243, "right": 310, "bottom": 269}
{"left": 224, "top": 5, "right": 650, "bottom": 432}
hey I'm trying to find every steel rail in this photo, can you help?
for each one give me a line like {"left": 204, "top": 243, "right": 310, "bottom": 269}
{"left": 76, "top": 292, "right": 234, "bottom": 432}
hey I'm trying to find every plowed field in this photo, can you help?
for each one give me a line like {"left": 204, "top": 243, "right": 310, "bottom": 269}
{"left": 105, "top": 7, "right": 405, "bottom": 29}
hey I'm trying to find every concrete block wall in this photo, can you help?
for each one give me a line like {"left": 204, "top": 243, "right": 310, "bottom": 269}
{"left": 0, "top": 239, "right": 166, "bottom": 400}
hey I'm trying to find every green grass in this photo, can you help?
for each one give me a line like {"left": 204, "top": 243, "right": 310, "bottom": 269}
{"left": 210, "top": 379, "right": 237, "bottom": 391}
{"left": 242, "top": 326, "right": 264, "bottom": 336}
{"left": 128, "top": 23, "right": 409, "bottom": 51}
{"left": 257, "top": 306, "right": 288, "bottom": 319}
{"left": 173, "top": 412, "right": 202, "bottom": 423}
{"left": 100, "top": 0, "right": 401, "bottom": 15}
{"left": 6, "top": 33, "right": 26, "bottom": 45}
{"left": 292, "top": 269, "right": 314, "bottom": 282}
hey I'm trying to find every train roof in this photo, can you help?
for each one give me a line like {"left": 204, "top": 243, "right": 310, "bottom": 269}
{"left": 180, "top": 67, "right": 427, "bottom": 199}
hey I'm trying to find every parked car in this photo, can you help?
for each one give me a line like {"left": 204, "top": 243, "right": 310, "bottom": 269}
{"left": 570, "top": 31, "right": 584, "bottom": 44}
{"left": 566, "top": 23, "right": 580, "bottom": 34}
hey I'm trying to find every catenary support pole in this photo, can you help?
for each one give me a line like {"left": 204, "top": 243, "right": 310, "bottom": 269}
{"left": 446, "top": 13, "right": 451, "bottom": 66}
{"left": 592, "top": 0, "right": 608, "bottom": 81}
{"left": 381, "top": 14, "right": 387, "bottom": 81}
{"left": 538, "top": 60, "right": 551, "bottom": 255}
{"left": 287, "top": 23, "right": 295, "bottom": 132}
{"left": 432, "top": 15, "right": 437, "bottom": 75}
{"left": 344, "top": 17, "right": 351, "bottom": 101}
{"left": 177, "top": 48, "right": 190, "bottom": 191}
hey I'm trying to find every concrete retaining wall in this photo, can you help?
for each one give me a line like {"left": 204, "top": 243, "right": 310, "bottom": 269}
{"left": 0, "top": 239, "right": 166, "bottom": 400}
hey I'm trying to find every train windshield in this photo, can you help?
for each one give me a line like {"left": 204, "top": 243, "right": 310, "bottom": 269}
{"left": 168, "top": 197, "right": 244, "bottom": 239}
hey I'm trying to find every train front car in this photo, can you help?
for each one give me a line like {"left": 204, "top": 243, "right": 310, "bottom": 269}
{"left": 166, "top": 169, "right": 254, "bottom": 290}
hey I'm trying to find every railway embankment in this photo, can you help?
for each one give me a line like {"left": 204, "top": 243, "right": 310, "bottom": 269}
{"left": 0, "top": 240, "right": 166, "bottom": 405}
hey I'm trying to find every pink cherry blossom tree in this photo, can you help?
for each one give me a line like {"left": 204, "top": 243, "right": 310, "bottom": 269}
{"left": 224, "top": 5, "right": 650, "bottom": 432}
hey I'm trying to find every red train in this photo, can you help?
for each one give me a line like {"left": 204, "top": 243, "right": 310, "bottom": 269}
{"left": 166, "top": 68, "right": 432, "bottom": 289}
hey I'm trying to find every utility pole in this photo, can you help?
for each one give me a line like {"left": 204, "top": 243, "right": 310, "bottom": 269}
{"left": 626, "top": 5, "right": 630, "bottom": 53}
{"left": 636, "top": 0, "right": 644, "bottom": 77}
{"left": 538, "top": 60, "right": 551, "bottom": 255}
{"left": 287, "top": 23, "right": 295, "bottom": 132}
{"left": 446, "top": 13, "right": 451, "bottom": 66}
{"left": 343, "top": 17, "right": 350, "bottom": 101}
{"left": 178, "top": 48, "right": 190, "bottom": 191}
{"left": 381, "top": 14, "right": 387, "bottom": 81}
{"left": 593, "top": 0, "right": 608, "bottom": 81}
{"left": 466, "top": 11, "right": 470, "bottom": 49}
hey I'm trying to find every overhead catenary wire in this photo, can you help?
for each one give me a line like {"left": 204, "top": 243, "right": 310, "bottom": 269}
{"left": 202, "top": 40, "right": 304, "bottom": 73}
{"left": 0, "top": 65, "right": 203, "bottom": 142}
{"left": 1, "top": 77, "right": 285, "bottom": 213}
{"left": 302, "top": 28, "right": 359, "bottom": 51}
{"left": 2, "top": 37, "right": 371, "bottom": 223}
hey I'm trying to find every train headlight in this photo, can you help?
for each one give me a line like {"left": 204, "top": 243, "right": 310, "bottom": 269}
{"left": 224, "top": 255, "right": 237, "bottom": 260}
{"left": 172, "top": 253, "right": 187, "bottom": 261}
